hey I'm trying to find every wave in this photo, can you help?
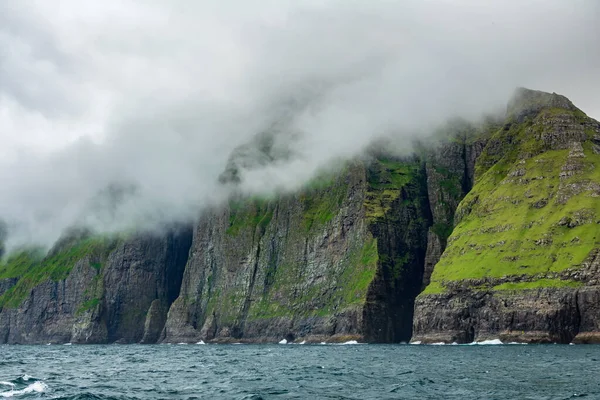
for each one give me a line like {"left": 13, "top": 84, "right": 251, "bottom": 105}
{"left": 53, "top": 394, "right": 139, "bottom": 400}
{"left": 0, "top": 375, "right": 48, "bottom": 398}
{"left": 196, "top": 340, "right": 206, "bottom": 345}
{"left": 278, "top": 339, "right": 288, "bottom": 344}
{"left": 336, "top": 340, "right": 361, "bottom": 345}
{"left": 469, "top": 339, "right": 503, "bottom": 345}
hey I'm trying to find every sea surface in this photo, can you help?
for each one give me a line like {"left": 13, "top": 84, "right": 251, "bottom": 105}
{"left": 1, "top": 342, "right": 599, "bottom": 399}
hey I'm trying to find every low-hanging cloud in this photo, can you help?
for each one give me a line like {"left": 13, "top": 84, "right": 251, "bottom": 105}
{"left": 0, "top": 0, "right": 599, "bottom": 249}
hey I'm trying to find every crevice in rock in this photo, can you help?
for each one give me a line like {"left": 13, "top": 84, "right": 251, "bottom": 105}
{"left": 165, "top": 226, "right": 194, "bottom": 306}
{"left": 363, "top": 159, "right": 432, "bottom": 343}
{"left": 461, "top": 141, "right": 473, "bottom": 195}
{"left": 572, "top": 290, "right": 582, "bottom": 342}
{"left": 140, "top": 225, "right": 193, "bottom": 344}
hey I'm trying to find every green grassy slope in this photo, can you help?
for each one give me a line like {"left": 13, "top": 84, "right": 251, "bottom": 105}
{"left": 424, "top": 100, "right": 600, "bottom": 294}
{"left": 0, "top": 237, "right": 117, "bottom": 308}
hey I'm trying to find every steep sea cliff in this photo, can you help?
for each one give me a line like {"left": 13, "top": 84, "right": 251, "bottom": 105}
{"left": 1, "top": 88, "right": 599, "bottom": 344}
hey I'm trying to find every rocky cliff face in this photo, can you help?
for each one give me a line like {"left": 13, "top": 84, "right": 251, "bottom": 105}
{"left": 0, "top": 230, "right": 192, "bottom": 344}
{"left": 161, "top": 159, "right": 433, "bottom": 343}
{"left": 413, "top": 88, "right": 600, "bottom": 344}
{"left": 0, "top": 155, "right": 444, "bottom": 343}
{"left": 1, "top": 88, "right": 598, "bottom": 344}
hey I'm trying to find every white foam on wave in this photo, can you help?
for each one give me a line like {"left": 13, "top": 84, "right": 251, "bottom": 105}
{"left": 508, "top": 342, "right": 528, "bottom": 345}
{"left": 0, "top": 381, "right": 48, "bottom": 398}
{"left": 278, "top": 339, "right": 288, "bottom": 344}
{"left": 177, "top": 342, "right": 188, "bottom": 345}
{"left": 63, "top": 343, "right": 72, "bottom": 346}
{"left": 196, "top": 340, "right": 205, "bottom": 345}
{"left": 337, "top": 340, "right": 360, "bottom": 345}
{"left": 410, "top": 341, "right": 422, "bottom": 345}
{"left": 470, "top": 339, "right": 503, "bottom": 345}
{"left": 430, "top": 342, "right": 446, "bottom": 345}
{"left": 299, "top": 340, "right": 306, "bottom": 345}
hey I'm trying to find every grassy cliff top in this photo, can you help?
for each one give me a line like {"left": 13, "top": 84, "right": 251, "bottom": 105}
{"left": 0, "top": 236, "right": 118, "bottom": 308}
{"left": 424, "top": 91, "right": 600, "bottom": 294}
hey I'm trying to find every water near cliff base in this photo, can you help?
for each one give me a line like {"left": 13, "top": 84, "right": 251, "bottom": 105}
{"left": 1, "top": 344, "right": 599, "bottom": 399}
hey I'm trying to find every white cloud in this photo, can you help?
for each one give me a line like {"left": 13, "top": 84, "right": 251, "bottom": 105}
{"left": 0, "top": 0, "right": 599, "bottom": 248}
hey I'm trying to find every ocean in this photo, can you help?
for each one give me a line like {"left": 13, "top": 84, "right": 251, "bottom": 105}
{"left": 1, "top": 343, "right": 598, "bottom": 399}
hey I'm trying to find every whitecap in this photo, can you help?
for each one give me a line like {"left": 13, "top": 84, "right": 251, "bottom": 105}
{"left": 338, "top": 340, "right": 360, "bottom": 345}
{"left": 278, "top": 339, "right": 288, "bottom": 344}
{"left": 430, "top": 342, "right": 446, "bottom": 345}
{"left": 508, "top": 342, "right": 528, "bottom": 345}
{"left": 319, "top": 342, "right": 327, "bottom": 345}
{"left": 177, "top": 342, "right": 188, "bottom": 345}
{"left": 471, "top": 339, "right": 503, "bottom": 345}
{"left": 299, "top": 340, "right": 306, "bottom": 345}
{"left": 410, "top": 341, "right": 422, "bottom": 345}
{"left": 63, "top": 343, "right": 72, "bottom": 346}
{"left": 196, "top": 340, "right": 206, "bottom": 345}
{"left": 0, "top": 381, "right": 48, "bottom": 398}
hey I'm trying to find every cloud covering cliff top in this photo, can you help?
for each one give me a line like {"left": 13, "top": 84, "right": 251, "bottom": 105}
{"left": 1, "top": 0, "right": 599, "bottom": 248}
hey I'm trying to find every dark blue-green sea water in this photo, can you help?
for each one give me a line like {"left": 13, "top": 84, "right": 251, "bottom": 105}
{"left": 1, "top": 343, "right": 599, "bottom": 399}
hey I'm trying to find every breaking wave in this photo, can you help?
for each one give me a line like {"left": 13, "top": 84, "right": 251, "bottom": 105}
{"left": 469, "top": 339, "right": 503, "bottom": 345}
{"left": 0, "top": 375, "right": 48, "bottom": 398}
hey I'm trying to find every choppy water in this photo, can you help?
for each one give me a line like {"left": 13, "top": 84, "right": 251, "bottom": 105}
{"left": 1, "top": 343, "right": 599, "bottom": 399}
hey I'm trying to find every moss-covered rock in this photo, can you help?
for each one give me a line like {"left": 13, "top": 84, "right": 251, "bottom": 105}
{"left": 414, "top": 88, "right": 600, "bottom": 343}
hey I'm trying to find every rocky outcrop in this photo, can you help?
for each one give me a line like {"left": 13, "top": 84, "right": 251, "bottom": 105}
{"left": 413, "top": 88, "right": 600, "bottom": 344}
{"left": 412, "top": 284, "right": 600, "bottom": 344}
{"left": 0, "top": 229, "right": 192, "bottom": 344}
{"left": 101, "top": 230, "right": 192, "bottom": 343}
{"left": 0, "top": 258, "right": 101, "bottom": 344}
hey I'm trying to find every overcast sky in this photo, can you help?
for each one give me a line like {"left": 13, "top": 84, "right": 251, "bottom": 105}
{"left": 1, "top": 0, "right": 599, "bottom": 248}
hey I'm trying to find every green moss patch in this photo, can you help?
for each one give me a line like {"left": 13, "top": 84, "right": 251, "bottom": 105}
{"left": 226, "top": 198, "right": 274, "bottom": 236}
{"left": 300, "top": 175, "right": 348, "bottom": 232}
{"left": 0, "top": 237, "right": 117, "bottom": 308}
{"left": 424, "top": 107, "right": 600, "bottom": 294}
{"left": 365, "top": 158, "right": 420, "bottom": 221}
{"left": 248, "top": 236, "right": 379, "bottom": 320}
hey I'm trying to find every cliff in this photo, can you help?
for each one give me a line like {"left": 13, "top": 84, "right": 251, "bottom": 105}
{"left": 413, "top": 88, "right": 600, "bottom": 344}
{"left": 0, "top": 156, "right": 440, "bottom": 343}
{"left": 1, "top": 88, "right": 598, "bottom": 344}
{"left": 0, "top": 230, "right": 192, "bottom": 344}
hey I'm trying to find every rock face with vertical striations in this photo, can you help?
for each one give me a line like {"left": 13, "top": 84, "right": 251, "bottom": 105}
{"left": 162, "top": 159, "right": 433, "bottom": 343}
{"left": 0, "top": 229, "right": 192, "bottom": 344}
